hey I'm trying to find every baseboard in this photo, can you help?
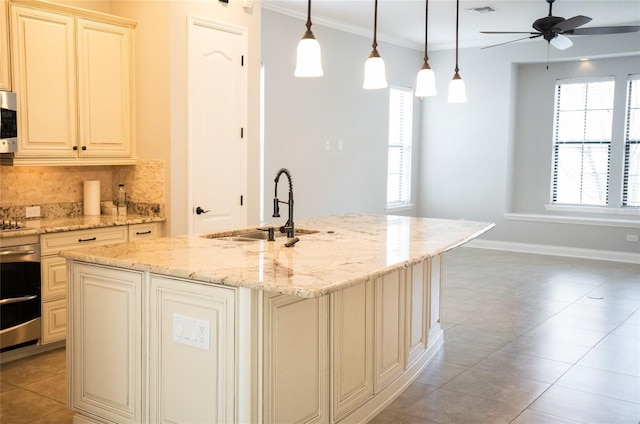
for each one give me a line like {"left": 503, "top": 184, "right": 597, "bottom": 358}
{"left": 466, "top": 239, "right": 640, "bottom": 264}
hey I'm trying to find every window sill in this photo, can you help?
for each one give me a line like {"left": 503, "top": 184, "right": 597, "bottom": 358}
{"left": 544, "top": 204, "right": 640, "bottom": 216}
{"left": 505, "top": 211, "right": 640, "bottom": 228}
{"left": 385, "top": 204, "right": 414, "bottom": 214}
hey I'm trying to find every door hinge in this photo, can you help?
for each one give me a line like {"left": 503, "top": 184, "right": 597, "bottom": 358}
{"left": 241, "top": 128, "right": 244, "bottom": 138}
{"left": 240, "top": 195, "right": 244, "bottom": 206}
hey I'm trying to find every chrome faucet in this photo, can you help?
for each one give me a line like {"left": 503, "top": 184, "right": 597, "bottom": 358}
{"left": 273, "top": 168, "right": 295, "bottom": 238}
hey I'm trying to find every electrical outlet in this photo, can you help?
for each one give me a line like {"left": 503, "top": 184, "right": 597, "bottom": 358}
{"left": 626, "top": 234, "right": 639, "bottom": 242}
{"left": 25, "top": 206, "right": 40, "bottom": 218}
{"left": 338, "top": 139, "right": 343, "bottom": 150}
{"left": 325, "top": 140, "right": 330, "bottom": 151}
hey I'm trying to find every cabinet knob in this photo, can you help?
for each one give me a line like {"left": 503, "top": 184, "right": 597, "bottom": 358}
{"left": 82, "top": 146, "right": 87, "bottom": 150}
{"left": 73, "top": 146, "right": 78, "bottom": 151}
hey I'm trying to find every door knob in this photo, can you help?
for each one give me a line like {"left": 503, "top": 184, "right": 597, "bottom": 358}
{"left": 195, "top": 206, "right": 210, "bottom": 215}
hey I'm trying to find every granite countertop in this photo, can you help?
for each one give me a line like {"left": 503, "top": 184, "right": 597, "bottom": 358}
{"left": 60, "top": 214, "right": 494, "bottom": 298}
{"left": 0, "top": 214, "right": 166, "bottom": 238}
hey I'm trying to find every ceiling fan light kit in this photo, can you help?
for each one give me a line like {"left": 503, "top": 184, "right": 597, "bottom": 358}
{"left": 363, "top": 0, "right": 388, "bottom": 89}
{"left": 415, "top": 0, "right": 437, "bottom": 97}
{"left": 295, "top": 0, "right": 323, "bottom": 77}
{"left": 480, "top": 0, "right": 640, "bottom": 50}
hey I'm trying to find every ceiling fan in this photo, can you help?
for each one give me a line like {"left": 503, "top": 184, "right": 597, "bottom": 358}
{"left": 480, "top": 0, "right": 640, "bottom": 50}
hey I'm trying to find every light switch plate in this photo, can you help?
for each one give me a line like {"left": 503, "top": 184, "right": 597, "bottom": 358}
{"left": 172, "top": 313, "right": 210, "bottom": 350}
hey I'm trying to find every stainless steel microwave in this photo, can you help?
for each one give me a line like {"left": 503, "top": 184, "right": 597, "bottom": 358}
{"left": 0, "top": 91, "right": 18, "bottom": 153}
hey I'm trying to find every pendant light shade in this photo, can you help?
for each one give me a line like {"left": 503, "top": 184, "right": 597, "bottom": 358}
{"left": 363, "top": 0, "right": 387, "bottom": 89}
{"left": 295, "top": 0, "right": 323, "bottom": 77}
{"left": 447, "top": 72, "right": 467, "bottom": 103}
{"left": 447, "top": 0, "right": 467, "bottom": 103}
{"left": 415, "top": 0, "right": 436, "bottom": 97}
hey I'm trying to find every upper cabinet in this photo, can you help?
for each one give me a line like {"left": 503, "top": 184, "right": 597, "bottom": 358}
{"left": 0, "top": 0, "right": 10, "bottom": 90}
{"left": 6, "top": 0, "right": 136, "bottom": 166}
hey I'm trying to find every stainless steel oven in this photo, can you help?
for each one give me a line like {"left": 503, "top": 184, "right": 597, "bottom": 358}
{"left": 0, "top": 234, "right": 41, "bottom": 351}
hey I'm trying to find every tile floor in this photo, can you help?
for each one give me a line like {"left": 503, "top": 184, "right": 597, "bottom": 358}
{"left": 1, "top": 247, "right": 638, "bottom": 424}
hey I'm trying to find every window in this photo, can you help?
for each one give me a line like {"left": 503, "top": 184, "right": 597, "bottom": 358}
{"left": 386, "top": 86, "right": 413, "bottom": 209}
{"left": 551, "top": 77, "right": 614, "bottom": 206}
{"left": 623, "top": 75, "right": 640, "bottom": 207}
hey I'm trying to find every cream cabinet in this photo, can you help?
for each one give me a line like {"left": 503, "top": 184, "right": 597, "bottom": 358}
{"left": 69, "top": 263, "right": 143, "bottom": 424}
{"left": 330, "top": 281, "right": 374, "bottom": 421}
{"left": 148, "top": 275, "right": 237, "bottom": 424}
{"left": 263, "top": 293, "right": 330, "bottom": 424}
{"left": 0, "top": 0, "right": 10, "bottom": 90}
{"left": 8, "top": 1, "right": 135, "bottom": 166}
{"left": 40, "top": 223, "right": 161, "bottom": 345}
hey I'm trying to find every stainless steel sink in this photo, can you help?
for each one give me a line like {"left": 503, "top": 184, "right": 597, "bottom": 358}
{"left": 202, "top": 228, "right": 318, "bottom": 242}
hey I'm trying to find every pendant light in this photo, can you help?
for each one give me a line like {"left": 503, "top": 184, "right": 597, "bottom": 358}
{"left": 415, "top": 0, "right": 436, "bottom": 97}
{"left": 295, "top": 0, "right": 323, "bottom": 77}
{"left": 363, "top": 0, "right": 388, "bottom": 89}
{"left": 447, "top": 0, "right": 467, "bottom": 103}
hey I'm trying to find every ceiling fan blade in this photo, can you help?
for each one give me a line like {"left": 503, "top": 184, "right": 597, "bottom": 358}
{"left": 553, "top": 15, "right": 592, "bottom": 32}
{"left": 550, "top": 34, "right": 573, "bottom": 50}
{"left": 481, "top": 34, "right": 543, "bottom": 50}
{"left": 570, "top": 25, "right": 640, "bottom": 35}
{"left": 480, "top": 31, "right": 539, "bottom": 35}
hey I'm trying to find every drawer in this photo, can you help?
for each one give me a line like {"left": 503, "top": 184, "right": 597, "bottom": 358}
{"left": 128, "top": 222, "right": 163, "bottom": 241}
{"left": 42, "top": 256, "right": 67, "bottom": 300}
{"left": 42, "top": 298, "right": 67, "bottom": 344}
{"left": 40, "top": 226, "right": 128, "bottom": 255}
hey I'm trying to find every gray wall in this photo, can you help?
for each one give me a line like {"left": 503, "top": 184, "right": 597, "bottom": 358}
{"left": 419, "top": 34, "right": 640, "bottom": 256}
{"left": 261, "top": 10, "right": 422, "bottom": 223}
{"left": 262, "top": 9, "right": 640, "bottom": 256}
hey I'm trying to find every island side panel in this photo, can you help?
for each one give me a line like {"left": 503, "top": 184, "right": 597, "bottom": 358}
{"left": 68, "top": 261, "right": 143, "bottom": 424}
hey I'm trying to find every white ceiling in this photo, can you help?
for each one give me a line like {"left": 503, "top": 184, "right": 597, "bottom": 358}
{"left": 262, "top": 0, "right": 640, "bottom": 51}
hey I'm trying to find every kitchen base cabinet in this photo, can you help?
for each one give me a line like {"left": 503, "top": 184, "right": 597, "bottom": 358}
{"left": 68, "top": 263, "right": 143, "bottom": 424}
{"left": 66, "top": 253, "right": 446, "bottom": 424}
{"left": 148, "top": 275, "right": 236, "bottom": 424}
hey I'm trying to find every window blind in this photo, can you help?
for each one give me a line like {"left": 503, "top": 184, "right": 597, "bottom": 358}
{"left": 623, "top": 75, "right": 640, "bottom": 207}
{"left": 551, "top": 77, "right": 614, "bottom": 206}
{"left": 387, "top": 86, "right": 413, "bottom": 207}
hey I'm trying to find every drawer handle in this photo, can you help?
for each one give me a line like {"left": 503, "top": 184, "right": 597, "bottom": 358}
{"left": 135, "top": 230, "right": 152, "bottom": 235}
{"left": 78, "top": 237, "right": 97, "bottom": 242}
{"left": 0, "top": 294, "right": 38, "bottom": 305}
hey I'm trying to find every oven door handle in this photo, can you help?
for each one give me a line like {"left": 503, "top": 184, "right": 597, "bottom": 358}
{"left": 0, "top": 249, "right": 38, "bottom": 256}
{"left": 0, "top": 295, "right": 38, "bottom": 305}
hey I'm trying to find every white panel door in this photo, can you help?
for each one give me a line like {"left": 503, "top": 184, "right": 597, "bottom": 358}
{"left": 189, "top": 18, "right": 247, "bottom": 235}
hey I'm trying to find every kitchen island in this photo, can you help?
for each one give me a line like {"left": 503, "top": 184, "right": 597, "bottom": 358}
{"left": 62, "top": 214, "right": 493, "bottom": 424}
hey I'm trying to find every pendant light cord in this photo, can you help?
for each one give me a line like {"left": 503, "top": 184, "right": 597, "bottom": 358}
{"left": 423, "top": 0, "right": 429, "bottom": 63}
{"left": 372, "top": 0, "right": 379, "bottom": 52}
{"left": 305, "top": 0, "right": 312, "bottom": 33}
{"left": 454, "top": 0, "right": 460, "bottom": 74}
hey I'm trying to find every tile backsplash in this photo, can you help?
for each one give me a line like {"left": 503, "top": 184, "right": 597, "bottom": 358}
{"left": 0, "top": 160, "right": 165, "bottom": 220}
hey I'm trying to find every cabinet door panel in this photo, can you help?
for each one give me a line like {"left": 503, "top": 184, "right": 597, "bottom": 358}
{"left": 77, "top": 18, "right": 132, "bottom": 157}
{"left": 331, "top": 281, "right": 374, "bottom": 420}
{"left": 1, "top": 0, "right": 10, "bottom": 90}
{"left": 149, "top": 275, "right": 236, "bottom": 424}
{"left": 41, "top": 256, "right": 67, "bottom": 300}
{"left": 263, "top": 293, "right": 329, "bottom": 424}
{"left": 42, "top": 298, "right": 66, "bottom": 344}
{"left": 10, "top": 5, "right": 76, "bottom": 157}
{"left": 375, "top": 271, "right": 406, "bottom": 391}
{"left": 406, "top": 261, "right": 429, "bottom": 366}
{"left": 69, "top": 263, "right": 142, "bottom": 424}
